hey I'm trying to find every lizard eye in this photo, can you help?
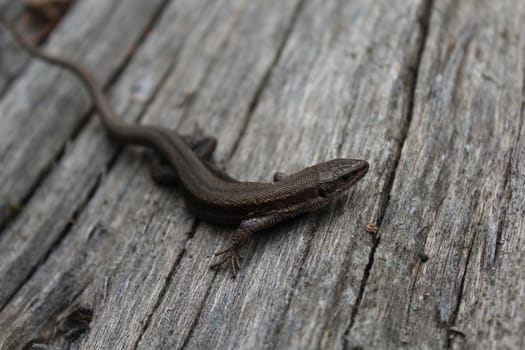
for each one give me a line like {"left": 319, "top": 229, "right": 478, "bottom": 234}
{"left": 318, "top": 185, "right": 331, "bottom": 198}
{"left": 341, "top": 174, "right": 351, "bottom": 182}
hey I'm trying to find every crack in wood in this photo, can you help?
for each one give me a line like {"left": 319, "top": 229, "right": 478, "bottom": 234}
{"left": 0, "top": 0, "right": 170, "bottom": 233}
{"left": 269, "top": 213, "right": 326, "bottom": 349}
{"left": 336, "top": 63, "right": 366, "bottom": 158}
{"left": 342, "top": 0, "right": 435, "bottom": 347}
{"left": 0, "top": 72, "right": 70, "bottom": 232}
{"left": 0, "top": 171, "right": 102, "bottom": 312}
{"left": 449, "top": 29, "right": 474, "bottom": 113}
{"left": 179, "top": 3, "right": 312, "bottom": 347}
{"left": 441, "top": 149, "right": 497, "bottom": 345}
{"left": 446, "top": 37, "right": 525, "bottom": 349}
{"left": 492, "top": 148, "right": 514, "bottom": 267}
{"left": 175, "top": 3, "right": 244, "bottom": 130}
{"left": 444, "top": 229, "right": 475, "bottom": 349}
{"left": 0, "top": 0, "right": 172, "bottom": 316}
{"left": 130, "top": 4, "right": 272, "bottom": 348}
{"left": 179, "top": 268, "right": 218, "bottom": 350}
{"left": 133, "top": 218, "right": 200, "bottom": 350}
{"left": 226, "top": 0, "right": 308, "bottom": 164}
{"left": 403, "top": 225, "right": 432, "bottom": 327}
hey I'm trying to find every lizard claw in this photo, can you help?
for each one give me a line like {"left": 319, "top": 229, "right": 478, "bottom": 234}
{"left": 210, "top": 246, "right": 243, "bottom": 277}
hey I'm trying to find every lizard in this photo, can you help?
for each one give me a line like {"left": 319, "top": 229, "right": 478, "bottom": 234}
{"left": 1, "top": 19, "right": 369, "bottom": 276}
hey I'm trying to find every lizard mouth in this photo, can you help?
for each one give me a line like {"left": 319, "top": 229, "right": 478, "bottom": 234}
{"left": 356, "top": 162, "right": 369, "bottom": 179}
{"left": 348, "top": 160, "right": 369, "bottom": 186}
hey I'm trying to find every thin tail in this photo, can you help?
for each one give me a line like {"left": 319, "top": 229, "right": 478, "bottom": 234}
{"left": 0, "top": 15, "right": 144, "bottom": 143}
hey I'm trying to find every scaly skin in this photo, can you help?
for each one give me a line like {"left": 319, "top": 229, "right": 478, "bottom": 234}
{"left": 2, "top": 19, "right": 369, "bottom": 276}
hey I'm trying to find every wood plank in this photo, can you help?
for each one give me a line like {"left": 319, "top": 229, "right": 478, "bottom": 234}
{"left": 0, "top": 0, "right": 305, "bottom": 348}
{"left": 451, "top": 2, "right": 525, "bottom": 347}
{"left": 178, "top": 0, "right": 428, "bottom": 348}
{"left": 0, "top": 0, "right": 173, "bottom": 311}
{"left": 0, "top": 1, "right": 28, "bottom": 94}
{"left": 0, "top": 0, "right": 523, "bottom": 349}
{"left": 82, "top": 0, "right": 308, "bottom": 348}
{"left": 454, "top": 111, "right": 525, "bottom": 349}
{"left": 348, "top": 0, "right": 524, "bottom": 348}
{"left": 0, "top": 0, "right": 164, "bottom": 228}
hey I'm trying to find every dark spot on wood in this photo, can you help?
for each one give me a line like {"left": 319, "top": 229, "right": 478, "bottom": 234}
{"left": 60, "top": 307, "right": 93, "bottom": 342}
{"left": 18, "top": 0, "right": 75, "bottom": 45}
{"left": 175, "top": 92, "right": 196, "bottom": 109}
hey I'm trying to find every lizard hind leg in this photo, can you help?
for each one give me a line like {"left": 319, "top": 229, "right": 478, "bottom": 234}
{"left": 149, "top": 155, "right": 179, "bottom": 185}
{"left": 149, "top": 134, "right": 220, "bottom": 185}
{"left": 182, "top": 135, "right": 217, "bottom": 161}
{"left": 182, "top": 135, "right": 240, "bottom": 182}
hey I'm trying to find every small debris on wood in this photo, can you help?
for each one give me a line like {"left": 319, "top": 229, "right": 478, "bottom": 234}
{"left": 176, "top": 92, "right": 197, "bottom": 109}
{"left": 446, "top": 39, "right": 456, "bottom": 56}
{"left": 449, "top": 326, "right": 467, "bottom": 337}
{"left": 59, "top": 306, "right": 93, "bottom": 342}
{"left": 31, "top": 344, "right": 50, "bottom": 350}
{"left": 9, "top": 202, "right": 22, "bottom": 212}
{"left": 366, "top": 223, "right": 378, "bottom": 234}
{"left": 0, "top": 202, "right": 22, "bottom": 222}
{"left": 419, "top": 252, "right": 429, "bottom": 262}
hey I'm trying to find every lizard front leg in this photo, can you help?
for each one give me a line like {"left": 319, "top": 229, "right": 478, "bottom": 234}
{"left": 273, "top": 172, "right": 287, "bottom": 182}
{"left": 210, "top": 212, "right": 287, "bottom": 277}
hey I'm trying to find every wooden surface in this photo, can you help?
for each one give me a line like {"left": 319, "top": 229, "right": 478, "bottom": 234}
{"left": 0, "top": 0, "right": 523, "bottom": 349}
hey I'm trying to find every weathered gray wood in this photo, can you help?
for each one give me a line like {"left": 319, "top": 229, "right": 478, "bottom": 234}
{"left": 1, "top": 0, "right": 307, "bottom": 348}
{"left": 0, "top": 0, "right": 523, "bottom": 349}
{"left": 177, "top": 0, "right": 427, "bottom": 349}
{"left": 348, "top": 0, "right": 525, "bottom": 348}
{"left": 0, "top": 0, "right": 164, "bottom": 227}
{"left": 450, "top": 2, "right": 525, "bottom": 348}
{"left": 0, "top": 0, "right": 217, "bottom": 314}
{"left": 0, "top": 0, "right": 169, "bottom": 314}
{"left": 0, "top": 1, "right": 28, "bottom": 94}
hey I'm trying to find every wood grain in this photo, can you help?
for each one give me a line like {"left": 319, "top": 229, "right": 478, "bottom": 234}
{"left": 0, "top": 0, "right": 164, "bottom": 228}
{"left": 0, "top": 0, "right": 523, "bottom": 349}
{"left": 348, "top": 0, "right": 524, "bottom": 348}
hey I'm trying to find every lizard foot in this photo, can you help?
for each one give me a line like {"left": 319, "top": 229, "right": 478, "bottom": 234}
{"left": 210, "top": 246, "right": 243, "bottom": 278}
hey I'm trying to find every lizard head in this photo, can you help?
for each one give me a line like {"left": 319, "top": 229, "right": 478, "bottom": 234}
{"left": 315, "top": 158, "right": 369, "bottom": 199}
